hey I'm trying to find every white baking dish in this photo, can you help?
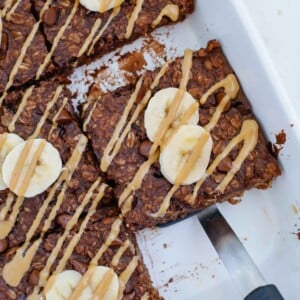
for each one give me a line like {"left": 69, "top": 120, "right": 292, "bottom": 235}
{"left": 70, "top": 0, "right": 300, "bottom": 299}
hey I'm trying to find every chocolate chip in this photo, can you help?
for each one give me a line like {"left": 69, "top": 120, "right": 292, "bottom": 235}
{"left": 43, "top": 7, "right": 58, "bottom": 26}
{"left": 217, "top": 157, "right": 232, "bottom": 173}
{"left": 56, "top": 213, "right": 71, "bottom": 228}
{"left": 0, "top": 32, "right": 8, "bottom": 59}
{"left": 29, "top": 269, "right": 40, "bottom": 286}
{"left": 70, "top": 259, "right": 88, "bottom": 275}
{"left": 215, "top": 91, "right": 231, "bottom": 112}
{"left": 0, "top": 238, "right": 8, "bottom": 253}
{"left": 139, "top": 140, "right": 152, "bottom": 158}
{"left": 56, "top": 109, "right": 72, "bottom": 125}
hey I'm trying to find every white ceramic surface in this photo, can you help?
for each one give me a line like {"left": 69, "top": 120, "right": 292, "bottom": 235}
{"left": 69, "top": 0, "right": 300, "bottom": 299}
{"left": 136, "top": 1, "right": 300, "bottom": 299}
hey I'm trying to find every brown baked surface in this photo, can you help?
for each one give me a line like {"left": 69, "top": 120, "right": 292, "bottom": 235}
{"left": 0, "top": 0, "right": 194, "bottom": 94}
{"left": 82, "top": 40, "right": 281, "bottom": 229}
{"left": 0, "top": 207, "right": 161, "bottom": 299}
{"left": 0, "top": 78, "right": 113, "bottom": 249}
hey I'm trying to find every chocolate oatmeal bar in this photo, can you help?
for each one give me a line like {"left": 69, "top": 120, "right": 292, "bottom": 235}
{"left": 0, "top": 0, "right": 193, "bottom": 94}
{"left": 0, "top": 78, "right": 113, "bottom": 249}
{"left": 82, "top": 40, "right": 281, "bottom": 229}
{"left": 0, "top": 207, "right": 161, "bottom": 299}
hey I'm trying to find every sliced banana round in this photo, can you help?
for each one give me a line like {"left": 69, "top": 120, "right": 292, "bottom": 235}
{"left": 160, "top": 124, "right": 213, "bottom": 185}
{"left": 45, "top": 270, "right": 92, "bottom": 300}
{"left": 144, "top": 87, "right": 199, "bottom": 142}
{"left": 80, "top": 0, "right": 124, "bottom": 13}
{"left": 2, "top": 138, "right": 62, "bottom": 197}
{"left": 45, "top": 267, "right": 119, "bottom": 300}
{"left": 0, "top": 133, "right": 24, "bottom": 191}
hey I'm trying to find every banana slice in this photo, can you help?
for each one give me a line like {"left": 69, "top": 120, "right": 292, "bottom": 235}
{"left": 80, "top": 0, "right": 124, "bottom": 13}
{"left": 45, "top": 267, "right": 119, "bottom": 300}
{"left": 2, "top": 138, "right": 62, "bottom": 197}
{"left": 45, "top": 270, "right": 92, "bottom": 300}
{"left": 0, "top": 133, "right": 24, "bottom": 191}
{"left": 160, "top": 124, "right": 213, "bottom": 185}
{"left": 144, "top": 87, "right": 199, "bottom": 142}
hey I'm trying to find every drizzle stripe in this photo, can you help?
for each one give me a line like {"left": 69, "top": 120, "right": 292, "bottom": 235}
{"left": 29, "top": 85, "right": 63, "bottom": 139}
{"left": 125, "top": 0, "right": 144, "bottom": 39}
{"left": 87, "top": 7, "right": 120, "bottom": 56}
{"left": 36, "top": 0, "right": 80, "bottom": 79}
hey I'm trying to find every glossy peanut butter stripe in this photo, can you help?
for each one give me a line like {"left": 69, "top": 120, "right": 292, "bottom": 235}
{"left": 118, "top": 256, "right": 139, "bottom": 297}
{"left": 119, "top": 50, "right": 193, "bottom": 213}
{"left": 48, "top": 96, "right": 69, "bottom": 136}
{"left": 36, "top": 0, "right": 80, "bottom": 79}
{"left": 91, "top": 217, "right": 122, "bottom": 265}
{"left": 112, "top": 239, "right": 132, "bottom": 267}
{"left": 8, "top": 85, "right": 34, "bottom": 132}
{"left": 77, "top": 18, "right": 102, "bottom": 58}
{"left": 10, "top": 140, "right": 46, "bottom": 196}
{"left": 5, "top": 0, "right": 22, "bottom": 20}
{"left": 0, "top": 195, "right": 23, "bottom": 239}
{"left": 83, "top": 100, "right": 98, "bottom": 132}
{"left": 87, "top": 6, "right": 120, "bottom": 56}
{"left": 100, "top": 62, "right": 169, "bottom": 172}
{"left": 55, "top": 184, "right": 107, "bottom": 274}
{"left": 126, "top": 0, "right": 144, "bottom": 39}
{"left": 29, "top": 179, "right": 104, "bottom": 298}
{"left": 0, "top": 0, "right": 53, "bottom": 103}
{"left": 2, "top": 134, "right": 88, "bottom": 287}
{"left": 1, "top": 0, "right": 14, "bottom": 17}
{"left": 152, "top": 4, "right": 179, "bottom": 27}
{"left": 29, "top": 85, "right": 64, "bottom": 139}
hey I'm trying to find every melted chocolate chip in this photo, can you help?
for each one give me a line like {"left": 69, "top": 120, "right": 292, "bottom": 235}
{"left": 139, "top": 140, "right": 152, "bottom": 158}
{"left": 217, "top": 157, "right": 232, "bottom": 173}
{"left": 56, "top": 108, "right": 73, "bottom": 125}
{"left": 29, "top": 269, "right": 40, "bottom": 286}
{"left": 43, "top": 7, "right": 58, "bottom": 26}
{"left": 0, "top": 238, "right": 8, "bottom": 253}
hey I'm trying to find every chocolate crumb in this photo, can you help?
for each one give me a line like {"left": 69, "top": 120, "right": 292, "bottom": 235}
{"left": 276, "top": 130, "right": 286, "bottom": 145}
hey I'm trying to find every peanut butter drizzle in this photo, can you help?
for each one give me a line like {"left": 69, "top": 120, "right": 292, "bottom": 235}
{"left": 0, "top": 0, "right": 53, "bottom": 104}
{"left": 55, "top": 184, "right": 107, "bottom": 274}
{"left": 36, "top": 0, "right": 79, "bottom": 80}
{"left": 112, "top": 239, "right": 132, "bottom": 267}
{"left": 161, "top": 101, "right": 199, "bottom": 150}
{"left": 191, "top": 120, "right": 258, "bottom": 202}
{"left": 1, "top": 0, "right": 14, "bottom": 17}
{"left": 0, "top": 132, "right": 7, "bottom": 152}
{"left": 200, "top": 74, "right": 240, "bottom": 132}
{"left": 91, "top": 268, "right": 114, "bottom": 300}
{"left": 100, "top": 62, "right": 169, "bottom": 173}
{"left": 0, "top": 192, "right": 13, "bottom": 222}
{"left": 10, "top": 139, "right": 46, "bottom": 197}
{"left": 0, "top": 196, "right": 24, "bottom": 239}
{"left": 87, "top": 6, "right": 120, "bottom": 56}
{"left": 77, "top": 18, "right": 102, "bottom": 58}
{"left": 83, "top": 100, "right": 98, "bottom": 132}
{"left": 48, "top": 96, "right": 68, "bottom": 137}
{"left": 8, "top": 86, "right": 34, "bottom": 132}
{"left": 150, "top": 132, "right": 210, "bottom": 218}
{"left": 101, "top": 77, "right": 144, "bottom": 172}
{"left": 29, "top": 85, "right": 63, "bottom": 139}
{"left": 29, "top": 179, "right": 104, "bottom": 299}
{"left": 2, "top": 135, "right": 88, "bottom": 287}
{"left": 152, "top": 4, "right": 179, "bottom": 27}
{"left": 5, "top": 0, "right": 22, "bottom": 20}
{"left": 125, "top": 0, "right": 144, "bottom": 39}
{"left": 91, "top": 217, "right": 123, "bottom": 265}
{"left": 119, "top": 50, "right": 193, "bottom": 214}
{"left": 119, "top": 152, "right": 159, "bottom": 213}
{"left": 118, "top": 256, "right": 139, "bottom": 298}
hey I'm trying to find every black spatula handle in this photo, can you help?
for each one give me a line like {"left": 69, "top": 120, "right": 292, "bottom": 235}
{"left": 244, "top": 284, "right": 284, "bottom": 300}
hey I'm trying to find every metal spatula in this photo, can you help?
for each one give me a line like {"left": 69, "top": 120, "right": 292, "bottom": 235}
{"left": 198, "top": 205, "right": 284, "bottom": 300}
